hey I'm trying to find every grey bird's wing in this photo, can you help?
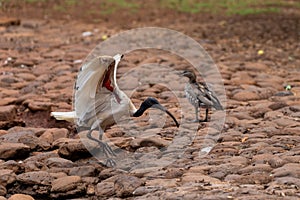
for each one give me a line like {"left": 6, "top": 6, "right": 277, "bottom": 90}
{"left": 193, "top": 82, "right": 223, "bottom": 110}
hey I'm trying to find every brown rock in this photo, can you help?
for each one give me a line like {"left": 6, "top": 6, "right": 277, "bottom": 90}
{"left": 69, "top": 166, "right": 96, "bottom": 177}
{"left": 225, "top": 172, "right": 272, "bottom": 184}
{"left": 15, "top": 73, "right": 36, "bottom": 81}
{"left": 0, "top": 160, "right": 23, "bottom": 174}
{"left": 95, "top": 181, "right": 115, "bottom": 197}
{"left": 114, "top": 175, "right": 144, "bottom": 197}
{"left": 0, "top": 185, "right": 6, "bottom": 196}
{"left": 39, "top": 128, "right": 68, "bottom": 144}
{"left": 0, "top": 17, "right": 20, "bottom": 26}
{"left": 264, "top": 110, "right": 283, "bottom": 120}
{"left": 0, "top": 105, "right": 16, "bottom": 121}
{"left": 268, "top": 102, "right": 288, "bottom": 110}
{"left": 181, "top": 173, "right": 222, "bottom": 184}
{"left": 18, "top": 134, "right": 51, "bottom": 151}
{"left": 3, "top": 127, "right": 45, "bottom": 142}
{"left": 290, "top": 105, "right": 300, "bottom": 112}
{"left": 165, "top": 168, "right": 184, "bottom": 179}
{"left": 243, "top": 62, "right": 270, "bottom": 72}
{"left": 272, "top": 163, "right": 300, "bottom": 178}
{"left": 273, "top": 118, "right": 298, "bottom": 127}
{"left": 8, "top": 194, "right": 34, "bottom": 200}
{"left": 232, "top": 91, "right": 260, "bottom": 101}
{"left": 27, "top": 100, "right": 52, "bottom": 111}
{"left": 238, "top": 164, "right": 273, "bottom": 175}
{"left": 0, "top": 169, "right": 16, "bottom": 186}
{"left": 0, "top": 130, "right": 7, "bottom": 136}
{"left": 275, "top": 177, "right": 300, "bottom": 188}
{"left": 51, "top": 175, "right": 81, "bottom": 192}
{"left": 130, "top": 137, "right": 170, "bottom": 149}
{"left": 58, "top": 139, "right": 92, "bottom": 161}
{"left": 46, "top": 157, "right": 74, "bottom": 168}
{"left": 145, "top": 178, "right": 177, "bottom": 188}
{"left": 0, "top": 142, "right": 30, "bottom": 160}
{"left": 17, "top": 171, "right": 53, "bottom": 185}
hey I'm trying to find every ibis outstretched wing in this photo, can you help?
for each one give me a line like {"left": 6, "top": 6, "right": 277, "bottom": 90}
{"left": 74, "top": 54, "right": 122, "bottom": 127}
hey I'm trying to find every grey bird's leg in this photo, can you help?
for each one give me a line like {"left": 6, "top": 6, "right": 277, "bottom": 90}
{"left": 203, "top": 108, "right": 209, "bottom": 122}
{"left": 193, "top": 106, "right": 199, "bottom": 122}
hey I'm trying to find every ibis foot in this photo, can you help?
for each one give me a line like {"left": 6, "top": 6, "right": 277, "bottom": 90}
{"left": 105, "top": 158, "right": 116, "bottom": 168}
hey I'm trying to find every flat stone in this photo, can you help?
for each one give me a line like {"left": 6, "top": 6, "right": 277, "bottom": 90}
{"left": 27, "top": 100, "right": 52, "bottom": 111}
{"left": 114, "top": 175, "right": 144, "bottom": 197}
{"left": 0, "top": 169, "right": 16, "bottom": 186}
{"left": 268, "top": 102, "right": 288, "bottom": 110}
{"left": 69, "top": 166, "right": 96, "bottom": 177}
{"left": 18, "top": 134, "right": 51, "bottom": 151}
{"left": 272, "top": 163, "right": 300, "bottom": 178}
{"left": 46, "top": 157, "right": 74, "bottom": 168}
{"left": 2, "top": 127, "right": 45, "bottom": 142}
{"left": 0, "top": 105, "right": 16, "bottom": 121}
{"left": 8, "top": 194, "right": 34, "bottom": 200}
{"left": 0, "top": 186, "right": 6, "bottom": 196}
{"left": 95, "top": 181, "right": 115, "bottom": 197}
{"left": 275, "top": 177, "right": 300, "bottom": 187}
{"left": 238, "top": 164, "right": 273, "bottom": 174}
{"left": 243, "top": 62, "right": 270, "bottom": 72}
{"left": 0, "top": 160, "right": 23, "bottom": 174}
{"left": 181, "top": 173, "right": 222, "bottom": 184}
{"left": 145, "top": 178, "right": 177, "bottom": 188}
{"left": 0, "top": 17, "right": 20, "bottom": 26}
{"left": 39, "top": 128, "right": 68, "bottom": 144}
{"left": 17, "top": 171, "right": 53, "bottom": 185}
{"left": 57, "top": 139, "right": 92, "bottom": 161}
{"left": 290, "top": 105, "right": 300, "bottom": 112}
{"left": 0, "top": 142, "right": 30, "bottom": 160}
{"left": 130, "top": 137, "right": 170, "bottom": 149}
{"left": 51, "top": 175, "right": 81, "bottom": 192}
{"left": 232, "top": 91, "right": 260, "bottom": 101}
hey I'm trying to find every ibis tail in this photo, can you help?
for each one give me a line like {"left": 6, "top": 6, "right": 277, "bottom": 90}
{"left": 51, "top": 111, "right": 76, "bottom": 122}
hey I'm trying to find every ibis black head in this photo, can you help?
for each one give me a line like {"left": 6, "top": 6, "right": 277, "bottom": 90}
{"left": 181, "top": 70, "right": 197, "bottom": 82}
{"left": 133, "top": 97, "right": 179, "bottom": 127}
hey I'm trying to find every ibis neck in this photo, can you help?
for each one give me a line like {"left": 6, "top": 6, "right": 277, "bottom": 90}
{"left": 133, "top": 106, "right": 147, "bottom": 117}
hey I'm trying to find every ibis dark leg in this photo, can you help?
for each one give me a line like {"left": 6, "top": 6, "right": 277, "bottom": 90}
{"left": 86, "top": 129, "right": 116, "bottom": 167}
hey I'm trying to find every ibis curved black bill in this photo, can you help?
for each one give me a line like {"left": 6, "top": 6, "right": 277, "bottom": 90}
{"left": 133, "top": 97, "right": 180, "bottom": 127}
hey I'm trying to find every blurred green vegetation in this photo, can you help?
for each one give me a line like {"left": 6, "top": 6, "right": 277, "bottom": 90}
{"left": 0, "top": 0, "right": 298, "bottom": 15}
{"left": 161, "top": 0, "right": 295, "bottom": 15}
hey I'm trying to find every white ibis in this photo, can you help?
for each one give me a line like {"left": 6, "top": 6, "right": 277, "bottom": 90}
{"left": 181, "top": 70, "right": 223, "bottom": 122}
{"left": 51, "top": 54, "right": 179, "bottom": 166}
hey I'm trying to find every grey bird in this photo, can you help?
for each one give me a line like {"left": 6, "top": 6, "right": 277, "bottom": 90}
{"left": 51, "top": 54, "right": 179, "bottom": 167}
{"left": 181, "top": 70, "right": 223, "bottom": 122}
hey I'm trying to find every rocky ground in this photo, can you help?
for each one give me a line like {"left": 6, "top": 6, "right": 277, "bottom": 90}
{"left": 0, "top": 1, "right": 300, "bottom": 199}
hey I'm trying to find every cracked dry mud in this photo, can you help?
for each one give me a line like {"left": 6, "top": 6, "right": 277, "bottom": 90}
{"left": 0, "top": 2, "right": 300, "bottom": 200}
